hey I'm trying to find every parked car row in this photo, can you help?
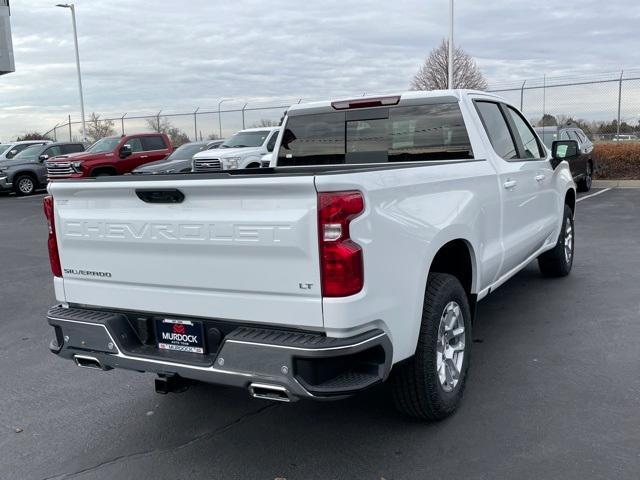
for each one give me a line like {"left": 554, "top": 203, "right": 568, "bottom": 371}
{"left": 0, "top": 116, "right": 593, "bottom": 198}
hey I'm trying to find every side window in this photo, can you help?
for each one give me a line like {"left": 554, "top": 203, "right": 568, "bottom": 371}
{"left": 505, "top": 107, "right": 544, "bottom": 159}
{"left": 6, "top": 143, "right": 35, "bottom": 159}
{"left": 141, "top": 136, "right": 167, "bottom": 151}
{"left": 475, "top": 101, "right": 518, "bottom": 160}
{"left": 560, "top": 131, "right": 570, "bottom": 140}
{"left": 63, "top": 144, "right": 85, "bottom": 154}
{"left": 266, "top": 132, "right": 278, "bottom": 152}
{"left": 127, "top": 138, "right": 144, "bottom": 153}
{"left": 44, "top": 146, "right": 63, "bottom": 157}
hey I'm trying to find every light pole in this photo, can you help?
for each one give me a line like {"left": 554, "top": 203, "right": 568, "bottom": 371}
{"left": 218, "top": 99, "right": 230, "bottom": 138}
{"left": 448, "top": 0, "right": 454, "bottom": 89}
{"left": 56, "top": 3, "right": 86, "bottom": 143}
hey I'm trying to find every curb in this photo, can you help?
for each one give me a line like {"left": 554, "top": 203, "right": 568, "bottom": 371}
{"left": 593, "top": 180, "right": 640, "bottom": 188}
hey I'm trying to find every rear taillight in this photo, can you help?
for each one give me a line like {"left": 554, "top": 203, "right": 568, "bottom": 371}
{"left": 318, "top": 191, "right": 365, "bottom": 297}
{"left": 43, "top": 195, "right": 62, "bottom": 277}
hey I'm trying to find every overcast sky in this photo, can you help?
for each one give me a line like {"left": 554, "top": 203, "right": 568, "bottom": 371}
{"left": 1, "top": 0, "right": 639, "bottom": 140}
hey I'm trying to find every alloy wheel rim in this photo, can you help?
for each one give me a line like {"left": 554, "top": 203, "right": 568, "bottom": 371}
{"left": 436, "top": 301, "right": 465, "bottom": 393}
{"left": 19, "top": 178, "right": 33, "bottom": 194}
{"left": 564, "top": 220, "right": 573, "bottom": 264}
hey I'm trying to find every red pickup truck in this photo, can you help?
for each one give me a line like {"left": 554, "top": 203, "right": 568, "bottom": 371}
{"left": 46, "top": 133, "right": 173, "bottom": 179}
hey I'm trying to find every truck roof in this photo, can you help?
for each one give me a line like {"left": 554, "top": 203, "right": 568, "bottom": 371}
{"left": 287, "top": 89, "right": 505, "bottom": 115}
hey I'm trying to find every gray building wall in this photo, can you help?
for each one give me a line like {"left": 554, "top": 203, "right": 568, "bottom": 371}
{"left": 0, "top": 0, "right": 15, "bottom": 75}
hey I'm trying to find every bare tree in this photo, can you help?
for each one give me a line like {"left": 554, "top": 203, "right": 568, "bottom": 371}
{"left": 145, "top": 117, "right": 190, "bottom": 147}
{"left": 16, "top": 132, "right": 52, "bottom": 141}
{"left": 85, "top": 113, "right": 116, "bottom": 144}
{"left": 411, "top": 39, "right": 488, "bottom": 91}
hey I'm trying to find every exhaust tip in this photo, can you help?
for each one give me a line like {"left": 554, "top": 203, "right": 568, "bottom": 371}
{"left": 249, "top": 383, "right": 292, "bottom": 403}
{"left": 73, "top": 355, "right": 107, "bottom": 370}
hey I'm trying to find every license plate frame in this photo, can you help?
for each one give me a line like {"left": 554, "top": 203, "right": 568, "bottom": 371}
{"left": 156, "top": 318, "right": 205, "bottom": 355}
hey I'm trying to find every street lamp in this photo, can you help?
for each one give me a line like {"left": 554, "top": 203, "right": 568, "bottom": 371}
{"left": 56, "top": 3, "right": 86, "bottom": 143}
{"left": 448, "top": 0, "right": 454, "bottom": 89}
{"left": 218, "top": 98, "right": 231, "bottom": 138}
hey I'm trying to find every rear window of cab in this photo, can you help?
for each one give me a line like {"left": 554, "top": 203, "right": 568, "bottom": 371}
{"left": 277, "top": 103, "right": 473, "bottom": 166}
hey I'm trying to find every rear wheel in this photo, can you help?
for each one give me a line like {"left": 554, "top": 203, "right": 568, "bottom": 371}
{"left": 13, "top": 174, "right": 37, "bottom": 196}
{"left": 577, "top": 162, "right": 592, "bottom": 192}
{"left": 538, "top": 205, "right": 574, "bottom": 277}
{"left": 392, "top": 273, "right": 471, "bottom": 420}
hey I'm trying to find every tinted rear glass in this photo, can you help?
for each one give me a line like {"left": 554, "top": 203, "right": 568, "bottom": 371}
{"left": 64, "top": 144, "right": 85, "bottom": 153}
{"left": 277, "top": 103, "right": 473, "bottom": 166}
{"left": 142, "top": 136, "right": 167, "bottom": 151}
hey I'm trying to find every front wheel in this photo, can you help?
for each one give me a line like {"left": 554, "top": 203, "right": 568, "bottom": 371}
{"left": 538, "top": 204, "right": 574, "bottom": 277}
{"left": 392, "top": 273, "right": 471, "bottom": 420}
{"left": 13, "top": 174, "right": 37, "bottom": 196}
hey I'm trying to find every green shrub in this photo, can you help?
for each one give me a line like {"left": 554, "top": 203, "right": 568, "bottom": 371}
{"left": 593, "top": 142, "right": 640, "bottom": 179}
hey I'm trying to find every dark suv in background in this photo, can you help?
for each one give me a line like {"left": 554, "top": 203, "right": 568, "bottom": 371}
{"left": 535, "top": 125, "right": 594, "bottom": 191}
{"left": 0, "top": 142, "right": 85, "bottom": 196}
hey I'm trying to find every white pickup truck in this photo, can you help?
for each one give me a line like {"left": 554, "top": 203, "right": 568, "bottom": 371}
{"left": 191, "top": 127, "right": 280, "bottom": 172}
{"left": 45, "top": 90, "right": 577, "bottom": 420}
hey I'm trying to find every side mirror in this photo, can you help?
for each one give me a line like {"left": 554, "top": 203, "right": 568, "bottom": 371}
{"left": 7, "top": 149, "right": 18, "bottom": 158}
{"left": 550, "top": 140, "right": 578, "bottom": 169}
{"left": 120, "top": 144, "right": 132, "bottom": 158}
{"left": 39, "top": 154, "right": 49, "bottom": 162}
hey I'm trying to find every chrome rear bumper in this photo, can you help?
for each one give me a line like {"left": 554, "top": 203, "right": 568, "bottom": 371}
{"left": 47, "top": 305, "right": 392, "bottom": 400}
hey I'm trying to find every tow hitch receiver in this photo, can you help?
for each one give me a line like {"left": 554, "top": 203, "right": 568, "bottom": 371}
{"left": 154, "top": 374, "right": 191, "bottom": 394}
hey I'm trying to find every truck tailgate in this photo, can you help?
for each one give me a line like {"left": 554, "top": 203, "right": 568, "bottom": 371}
{"left": 50, "top": 176, "right": 323, "bottom": 328}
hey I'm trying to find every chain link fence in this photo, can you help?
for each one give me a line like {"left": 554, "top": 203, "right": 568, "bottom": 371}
{"left": 43, "top": 99, "right": 301, "bottom": 144}
{"left": 43, "top": 70, "right": 640, "bottom": 144}
{"left": 487, "top": 69, "right": 640, "bottom": 142}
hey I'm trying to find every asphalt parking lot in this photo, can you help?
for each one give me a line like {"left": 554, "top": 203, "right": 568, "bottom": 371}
{"left": 1, "top": 188, "right": 639, "bottom": 480}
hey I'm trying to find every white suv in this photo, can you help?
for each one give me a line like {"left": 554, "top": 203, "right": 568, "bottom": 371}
{"left": 192, "top": 127, "right": 280, "bottom": 172}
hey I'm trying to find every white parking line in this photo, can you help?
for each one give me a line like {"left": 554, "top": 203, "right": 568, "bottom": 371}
{"left": 12, "top": 193, "right": 47, "bottom": 200}
{"left": 577, "top": 188, "right": 612, "bottom": 203}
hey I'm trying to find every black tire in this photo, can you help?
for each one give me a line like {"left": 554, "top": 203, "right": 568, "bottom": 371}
{"left": 93, "top": 171, "right": 113, "bottom": 177}
{"left": 246, "top": 163, "right": 260, "bottom": 168}
{"left": 538, "top": 204, "right": 574, "bottom": 277}
{"left": 13, "top": 174, "right": 37, "bottom": 196}
{"left": 577, "top": 161, "right": 592, "bottom": 192}
{"left": 392, "top": 273, "right": 472, "bottom": 421}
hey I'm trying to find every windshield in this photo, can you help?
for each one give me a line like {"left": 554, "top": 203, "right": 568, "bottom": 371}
{"left": 0, "top": 144, "right": 10, "bottom": 155}
{"left": 14, "top": 145, "right": 42, "bottom": 159}
{"left": 221, "top": 131, "right": 271, "bottom": 148}
{"left": 87, "top": 137, "right": 120, "bottom": 153}
{"left": 166, "top": 143, "right": 208, "bottom": 160}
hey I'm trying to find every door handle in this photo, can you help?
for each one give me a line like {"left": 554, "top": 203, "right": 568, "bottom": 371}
{"left": 535, "top": 174, "right": 546, "bottom": 182}
{"left": 140, "top": 155, "right": 148, "bottom": 159}
{"left": 503, "top": 179, "right": 517, "bottom": 190}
